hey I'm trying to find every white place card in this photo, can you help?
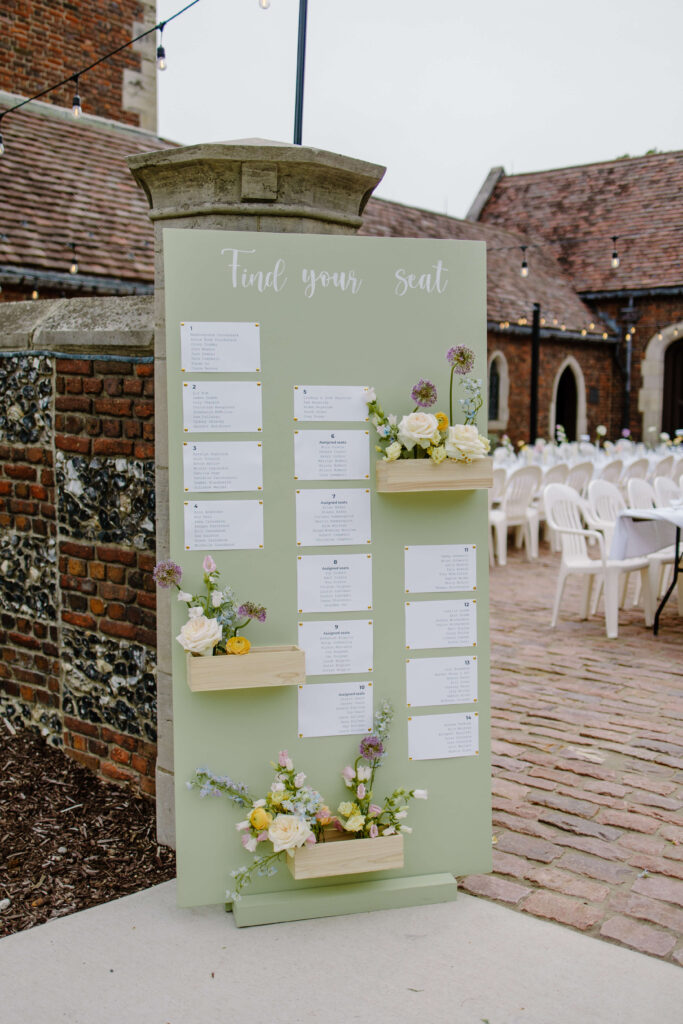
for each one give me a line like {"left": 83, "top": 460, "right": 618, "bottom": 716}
{"left": 298, "top": 620, "right": 374, "bottom": 676}
{"left": 182, "top": 381, "right": 262, "bottom": 433}
{"left": 293, "top": 385, "right": 371, "bottom": 422}
{"left": 408, "top": 711, "right": 479, "bottom": 760}
{"left": 180, "top": 321, "right": 260, "bottom": 373}
{"left": 406, "top": 656, "right": 478, "bottom": 707}
{"left": 183, "top": 500, "right": 264, "bottom": 550}
{"left": 296, "top": 488, "right": 371, "bottom": 547}
{"left": 183, "top": 441, "right": 263, "bottom": 492}
{"left": 298, "top": 681, "right": 373, "bottom": 738}
{"left": 297, "top": 554, "right": 373, "bottom": 613}
{"left": 294, "top": 430, "right": 370, "bottom": 481}
{"left": 404, "top": 544, "right": 477, "bottom": 593}
{"left": 405, "top": 599, "right": 477, "bottom": 649}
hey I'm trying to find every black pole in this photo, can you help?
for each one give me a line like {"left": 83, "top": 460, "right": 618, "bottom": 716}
{"left": 293, "top": 0, "right": 308, "bottom": 145}
{"left": 530, "top": 302, "right": 540, "bottom": 442}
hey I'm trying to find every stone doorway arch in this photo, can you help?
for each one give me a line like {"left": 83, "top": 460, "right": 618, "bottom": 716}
{"left": 487, "top": 349, "right": 510, "bottom": 432}
{"left": 550, "top": 356, "right": 587, "bottom": 441}
{"left": 639, "top": 323, "right": 683, "bottom": 436}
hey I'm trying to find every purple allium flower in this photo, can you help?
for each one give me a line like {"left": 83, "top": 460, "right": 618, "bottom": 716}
{"left": 238, "top": 602, "right": 267, "bottom": 623}
{"left": 410, "top": 379, "right": 438, "bottom": 408}
{"left": 152, "top": 559, "right": 182, "bottom": 589}
{"left": 446, "top": 345, "right": 475, "bottom": 375}
{"left": 360, "top": 735, "right": 384, "bottom": 762}
{"left": 621, "top": 428, "right": 631, "bottom": 438}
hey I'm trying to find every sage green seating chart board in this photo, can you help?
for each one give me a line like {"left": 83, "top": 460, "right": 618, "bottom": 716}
{"left": 164, "top": 229, "right": 492, "bottom": 925}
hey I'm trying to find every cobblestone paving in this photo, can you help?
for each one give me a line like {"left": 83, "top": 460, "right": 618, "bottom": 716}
{"left": 462, "top": 541, "right": 683, "bottom": 965}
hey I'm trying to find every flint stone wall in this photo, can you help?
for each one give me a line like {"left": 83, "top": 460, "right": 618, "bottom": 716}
{"left": 0, "top": 296, "right": 158, "bottom": 796}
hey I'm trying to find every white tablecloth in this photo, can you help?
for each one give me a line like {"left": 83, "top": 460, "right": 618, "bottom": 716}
{"left": 610, "top": 507, "right": 683, "bottom": 560}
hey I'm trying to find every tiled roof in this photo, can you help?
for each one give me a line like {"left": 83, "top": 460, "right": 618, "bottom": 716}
{"left": 362, "top": 198, "right": 609, "bottom": 335}
{"left": 474, "top": 151, "right": 683, "bottom": 293}
{"left": 0, "top": 97, "right": 173, "bottom": 285}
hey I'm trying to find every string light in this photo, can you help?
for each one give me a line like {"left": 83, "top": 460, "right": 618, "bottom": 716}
{"left": 259, "top": 0, "right": 272, "bottom": 8}
{"left": 31, "top": 288, "right": 39, "bottom": 300}
{"left": 611, "top": 236, "right": 620, "bottom": 269}
{"left": 0, "top": 0, "right": 201, "bottom": 155}
{"left": 519, "top": 245, "right": 529, "bottom": 278}
{"left": 156, "top": 23, "right": 167, "bottom": 71}
{"left": 71, "top": 76, "right": 82, "bottom": 118}
{"left": 69, "top": 242, "right": 79, "bottom": 275}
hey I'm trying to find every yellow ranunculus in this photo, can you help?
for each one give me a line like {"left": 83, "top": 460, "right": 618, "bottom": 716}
{"left": 226, "top": 635, "right": 251, "bottom": 655}
{"left": 337, "top": 801, "right": 358, "bottom": 817}
{"left": 249, "top": 806, "right": 273, "bottom": 831}
{"left": 436, "top": 412, "right": 449, "bottom": 431}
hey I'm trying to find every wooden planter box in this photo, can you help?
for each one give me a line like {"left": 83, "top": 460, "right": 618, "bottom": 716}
{"left": 375, "top": 457, "right": 493, "bottom": 492}
{"left": 186, "top": 645, "right": 306, "bottom": 692}
{"left": 287, "top": 833, "right": 404, "bottom": 880}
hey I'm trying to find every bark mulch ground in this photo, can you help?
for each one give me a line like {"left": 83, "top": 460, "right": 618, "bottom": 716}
{"left": 0, "top": 722, "right": 175, "bottom": 938}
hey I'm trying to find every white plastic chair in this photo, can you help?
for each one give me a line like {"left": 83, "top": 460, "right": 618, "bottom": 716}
{"left": 536, "top": 463, "right": 569, "bottom": 549}
{"left": 627, "top": 477, "right": 656, "bottom": 509}
{"left": 489, "top": 465, "right": 542, "bottom": 566}
{"left": 650, "top": 455, "right": 674, "bottom": 482}
{"left": 598, "top": 458, "right": 623, "bottom": 484}
{"left": 627, "top": 477, "right": 679, "bottom": 606}
{"left": 566, "top": 460, "right": 594, "bottom": 497}
{"left": 654, "top": 476, "right": 681, "bottom": 506}
{"left": 620, "top": 458, "right": 649, "bottom": 498}
{"left": 544, "top": 484, "right": 654, "bottom": 639}
{"left": 673, "top": 460, "right": 683, "bottom": 486}
{"left": 491, "top": 467, "right": 507, "bottom": 505}
{"left": 586, "top": 479, "right": 626, "bottom": 551}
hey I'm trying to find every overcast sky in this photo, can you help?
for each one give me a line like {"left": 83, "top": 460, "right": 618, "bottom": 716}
{"left": 156, "top": 0, "right": 683, "bottom": 218}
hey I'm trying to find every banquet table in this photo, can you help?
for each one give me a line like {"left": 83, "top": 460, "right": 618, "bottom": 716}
{"left": 610, "top": 506, "right": 683, "bottom": 634}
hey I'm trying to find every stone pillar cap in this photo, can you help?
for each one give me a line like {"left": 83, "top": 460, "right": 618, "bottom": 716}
{"left": 128, "top": 139, "right": 386, "bottom": 231}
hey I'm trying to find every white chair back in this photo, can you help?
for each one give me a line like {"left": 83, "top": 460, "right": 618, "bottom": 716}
{"left": 587, "top": 479, "right": 626, "bottom": 524}
{"left": 653, "top": 476, "right": 681, "bottom": 506}
{"left": 598, "top": 458, "right": 623, "bottom": 484}
{"left": 621, "top": 458, "right": 649, "bottom": 485}
{"left": 503, "top": 466, "right": 542, "bottom": 515}
{"left": 673, "top": 459, "right": 683, "bottom": 486}
{"left": 544, "top": 484, "right": 589, "bottom": 563}
{"left": 542, "top": 463, "right": 569, "bottom": 487}
{"left": 491, "top": 467, "right": 507, "bottom": 504}
{"left": 565, "top": 460, "right": 593, "bottom": 496}
{"left": 650, "top": 454, "right": 674, "bottom": 481}
{"left": 627, "top": 477, "right": 655, "bottom": 508}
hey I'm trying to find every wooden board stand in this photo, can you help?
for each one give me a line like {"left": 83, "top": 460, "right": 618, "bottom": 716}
{"left": 375, "top": 458, "right": 493, "bottom": 492}
{"left": 186, "top": 646, "right": 306, "bottom": 692}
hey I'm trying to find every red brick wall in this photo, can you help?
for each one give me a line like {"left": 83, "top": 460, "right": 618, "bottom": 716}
{"left": 0, "top": 353, "right": 158, "bottom": 798}
{"left": 0, "top": 0, "right": 149, "bottom": 126}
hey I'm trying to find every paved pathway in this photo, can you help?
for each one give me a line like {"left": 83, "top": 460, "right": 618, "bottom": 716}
{"left": 462, "top": 540, "right": 683, "bottom": 965}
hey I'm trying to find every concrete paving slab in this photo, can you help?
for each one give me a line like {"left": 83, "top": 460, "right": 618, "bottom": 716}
{"left": 1, "top": 881, "right": 681, "bottom": 1024}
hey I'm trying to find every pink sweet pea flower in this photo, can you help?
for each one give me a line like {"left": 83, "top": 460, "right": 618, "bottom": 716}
{"left": 341, "top": 765, "right": 355, "bottom": 783}
{"left": 278, "top": 750, "right": 290, "bottom": 768}
{"left": 203, "top": 555, "right": 217, "bottom": 573}
{"left": 369, "top": 823, "right": 379, "bottom": 839}
{"left": 305, "top": 833, "right": 317, "bottom": 846}
{"left": 356, "top": 783, "right": 366, "bottom": 799}
{"left": 368, "top": 804, "right": 382, "bottom": 817}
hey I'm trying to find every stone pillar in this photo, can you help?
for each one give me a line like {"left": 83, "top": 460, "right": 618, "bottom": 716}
{"left": 127, "top": 140, "right": 385, "bottom": 846}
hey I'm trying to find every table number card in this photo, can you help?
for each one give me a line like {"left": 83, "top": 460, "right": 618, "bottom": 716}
{"left": 298, "top": 681, "right": 373, "bottom": 738}
{"left": 180, "top": 322, "right": 261, "bottom": 373}
{"left": 298, "top": 619, "right": 374, "bottom": 676}
{"left": 405, "top": 599, "right": 477, "bottom": 649}
{"left": 182, "top": 441, "right": 263, "bottom": 492}
{"left": 404, "top": 544, "right": 477, "bottom": 593}
{"left": 297, "top": 554, "right": 373, "bottom": 613}
{"left": 295, "top": 488, "right": 371, "bottom": 547}
{"left": 408, "top": 711, "right": 479, "bottom": 760}
{"left": 182, "top": 381, "right": 262, "bottom": 433}
{"left": 294, "top": 430, "right": 370, "bottom": 481}
{"left": 293, "top": 385, "right": 371, "bottom": 422}
{"left": 406, "top": 655, "right": 478, "bottom": 707}
{"left": 183, "top": 500, "right": 264, "bottom": 550}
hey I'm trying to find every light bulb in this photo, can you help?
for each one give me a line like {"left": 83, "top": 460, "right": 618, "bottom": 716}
{"left": 72, "top": 92, "right": 81, "bottom": 117}
{"left": 31, "top": 288, "right": 39, "bottom": 300}
{"left": 156, "top": 45, "right": 167, "bottom": 71}
{"left": 611, "top": 253, "right": 620, "bottom": 269}
{"left": 70, "top": 261, "right": 79, "bottom": 275}
{"left": 259, "top": 0, "right": 271, "bottom": 8}
{"left": 520, "top": 262, "right": 528, "bottom": 278}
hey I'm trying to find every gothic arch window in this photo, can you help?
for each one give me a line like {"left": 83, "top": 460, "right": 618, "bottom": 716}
{"left": 487, "top": 350, "right": 509, "bottom": 432}
{"left": 550, "top": 356, "right": 587, "bottom": 441}
{"left": 639, "top": 323, "right": 683, "bottom": 437}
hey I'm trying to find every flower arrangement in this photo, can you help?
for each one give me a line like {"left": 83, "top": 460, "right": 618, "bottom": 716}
{"left": 153, "top": 555, "right": 266, "bottom": 657}
{"left": 367, "top": 346, "right": 490, "bottom": 464}
{"left": 187, "top": 701, "right": 427, "bottom": 900}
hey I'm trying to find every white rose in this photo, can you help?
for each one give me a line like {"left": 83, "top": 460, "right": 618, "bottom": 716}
{"left": 444, "top": 423, "right": 491, "bottom": 462}
{"left": 268, "top": 814, "right": 312, "bottom": 852}
{"left": 176, "top": 614, "right": 222, "bottom": 654}
{"left": 397, "top": 412, "right": 440, "bottom": 451}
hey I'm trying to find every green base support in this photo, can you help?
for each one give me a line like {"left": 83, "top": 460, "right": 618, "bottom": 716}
{"left": 229, "top": 872, "right": 458, "bottom": 928}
